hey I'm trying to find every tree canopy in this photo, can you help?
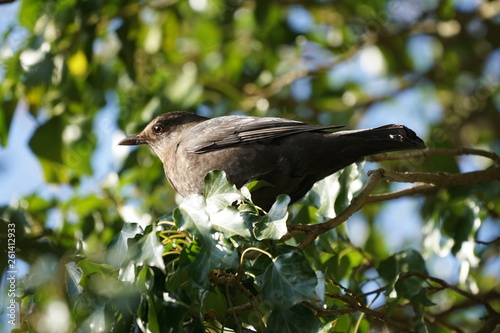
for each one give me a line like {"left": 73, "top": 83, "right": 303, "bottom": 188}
{"left": 1, "top": 0, "right": 499, "bottom": 332}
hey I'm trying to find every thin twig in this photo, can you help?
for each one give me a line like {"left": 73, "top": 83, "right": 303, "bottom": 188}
{"left": 423, "top": 312, "right": 465, "bottom": 333}
{"left": 284, "top": 150, "right": 499, "bottom": 250}
{"left": 324, "top": 293, "right": 412, "bottom": 331}
{"left": 400, "top": 272, "right": 498, "bottom": 315}
{"left": 475, "top": 236, "right": 500, "bottom": 245}
{"left": 365, "top": 183, "right": 437, "bottom": 203}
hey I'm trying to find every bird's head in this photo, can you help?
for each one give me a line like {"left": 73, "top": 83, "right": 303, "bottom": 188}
{"left": 119, "top": 111, "right": 207, "bottom": 156}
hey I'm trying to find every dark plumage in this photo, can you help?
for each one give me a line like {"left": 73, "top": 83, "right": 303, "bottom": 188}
{"left": 119, "top": 111, "right": 425, "bottom": 210}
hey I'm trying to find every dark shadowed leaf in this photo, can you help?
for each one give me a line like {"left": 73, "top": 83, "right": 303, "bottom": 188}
{"left": 29, "top": 115, "right": 64, "bottom": 163}
{"left": 395, "top": 275, "right": 424, "bottom": 299}
{"left": 378, "top": 249, "right": 428, "bottom": 295}
{"left": 261, "top": 249, "right": 317, "bottom": 310}
{"left": 266, "top": 304, "right": 320, "bottom": 333}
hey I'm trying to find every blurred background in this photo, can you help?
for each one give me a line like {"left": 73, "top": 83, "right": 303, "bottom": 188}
{"left": 1, "top": 0, "right": 499, "bottom": 332}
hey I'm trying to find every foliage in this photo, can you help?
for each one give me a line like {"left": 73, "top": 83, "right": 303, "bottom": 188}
{"left": 1, "top": 0, "right": 500, "bottom": 332}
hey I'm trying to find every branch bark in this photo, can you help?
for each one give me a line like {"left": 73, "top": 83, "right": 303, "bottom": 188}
{"left": 368, "top": 148, "right": 500, "bottom": 165}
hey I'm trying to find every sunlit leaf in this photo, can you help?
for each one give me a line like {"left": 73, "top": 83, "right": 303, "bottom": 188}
{"left": 335, "top": 164, "right": 360, "bottom": 215}
{"left": 204, "top": 170, "right": 244, "bottom": 214}
{"left": 252, "top": 194, "right": 290, "bottom": 240}
{"left": 107, "top": 223, "right": 143, "bottom": 267}
{"left": 210, "top": 206, "right": 251, "bottom": 238}
{"left": 128, "top": 226, "right": 165, "bottom": 271}
{"left": 67, "top": 50, "right": 88, "bottom": 77}
{"left": 18, "top": 0, "right": 43, "bottom": 29}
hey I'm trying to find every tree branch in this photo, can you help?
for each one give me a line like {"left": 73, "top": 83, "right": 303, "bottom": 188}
{"left": 400, "top": 271, "right": 498, "bottom": 315}
{"left": 285, "top": 147, "right": 500, "bottom": 250}
{"left": 291, "top": 169, "right": 384, "bottom": 249}
{"left": 365, "top": 183, "right": 437, "bottom": 203}
{"left": 369, "top": 147, "right": 500, "bottom": 165}
{"left": 379, "top": 167, "right": 500, "bottom": 186}
{"left": 322, "top": 292, "right": 412, "bottom": 331}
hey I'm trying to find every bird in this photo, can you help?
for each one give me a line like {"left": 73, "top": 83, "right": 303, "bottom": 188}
{"left": 119, "top": 111, "right": 425, "bottom": 211}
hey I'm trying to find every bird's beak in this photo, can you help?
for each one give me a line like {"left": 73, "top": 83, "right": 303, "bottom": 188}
{"left": 118, "top": 134, "right": 147, "bottom": 146}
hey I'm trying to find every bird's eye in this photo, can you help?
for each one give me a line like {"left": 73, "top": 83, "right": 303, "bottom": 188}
{"left": 153, "top": 124, "right": 164, "bottom": 134}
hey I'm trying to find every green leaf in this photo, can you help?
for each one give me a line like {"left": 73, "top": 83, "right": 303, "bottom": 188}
{"left": 378, "top": 250, "right": 428, "bottom": 295}
{"left": 128, "top": 226, "right": 165, "bottom": 271}
{"left": 204, "top": 170, "right": 244, "bottom": 214}
{"left": 211, "top": 206, "right": 251, "bottom": 238}
{"left": 107, "top": 223, "right": 143, "bottom": 267}
{"left": 0, "top": 98, "right": 16, "bottom": 147}
{"left": 395, "top": 275, "right": 424, "bottom": 299}
{"left": 402, "top": 250, "right": 428, "bottom": 274}
{"left": 147, "top": 296, "right": 160, "bottom": 333}
{"left": 261, "top": 250, "right": 317, "bottom": 310}
{"left": 83, "top": 305, "right": 107, "bottom": 332}
{"left": 65, "top": 262, "right": 83, "bottom": 301}
{"left": 246, "top": 179, "right": 275, "bottom": 192}
{"left": 442, "top": 199, "right": 477, "bottom": 254}
{"left": 29, "top": 115, "right": 64, "bottom": 163}
{"left": 18, "top": 0, "right": 44, "bottom": 29}
{"left": 378, "top": 255, "right": 398, "bottom": 282}
{"left": 77, "top": 259, "right": 116, "bottom": 277}
{"left": 334, "top": 165, "right": 360, "bottom": 215}
{"left": 306, "top": 173, "right": 340, "bottom": 218}
{"left": 252, "top": 194, "right": 290, "bottom": 240}
{"left": 176, "top": 196, "right": 225, "bottom": 286}
{"left": 202, "top": 288, "right": 227, "bottom": 321}
{"left": 178, "top": 195, "right": 210, "bottom": 234}
{"left": 266, "top": 304, "right": 320, "bottom": 333}
{"left": 181, "top": 239, "right": 224, "bottom": 287}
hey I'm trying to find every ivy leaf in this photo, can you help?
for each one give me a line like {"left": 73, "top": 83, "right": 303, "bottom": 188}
{"left": 315, "top": 173, "right": 340, "bottom": 219}
{"left": 107, "top": 223, "right": 143, "bottom": 267}
{"left": 378, "top": 250, "right": 428, "bottom": 296}
{"left": 267, "top": 304, "right": 320, "bottom": 333}
{"left": 211, "top": 206, "right": 251, "bottom": 238}
{"left": 176, "top": 195, "right": 225, "bottom": 286}
{"left": 395, "top": 275, "right": 424, "bottom": 299}
{"left": 181, "top": 239, "right": 225, "bottom": 287}
{"left": 261, "top": 249, "right": 317, "bottom": 310}
{"left": 83, "top": 305, "right": 107, "bottom": 332}
{"left": 177, "top": 194, "right": 210, "bottom": 235}
{"left": 128, "top": 226, "right": 165, "bottom": 271}
{"left": 204, "top": 170, "right": 244, "bottom": 214}
{"left": 335, "top": 164, "right": 361, "bottom": 215}
{"left": 253, "top": 194, "right": 290, "bottom": 240}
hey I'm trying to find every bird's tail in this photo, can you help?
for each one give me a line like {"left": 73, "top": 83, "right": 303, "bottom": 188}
{"left": 333, "top": 124, "right": 426, "bottom": 159}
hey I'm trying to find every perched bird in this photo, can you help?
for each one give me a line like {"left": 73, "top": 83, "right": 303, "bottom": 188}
{"left": 119, "top": 112, "right": 425, "bottom": 210}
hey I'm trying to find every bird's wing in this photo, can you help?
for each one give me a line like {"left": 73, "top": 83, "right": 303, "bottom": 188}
{"left": 185, "top": 115, "right": 343, "bottom": 153}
